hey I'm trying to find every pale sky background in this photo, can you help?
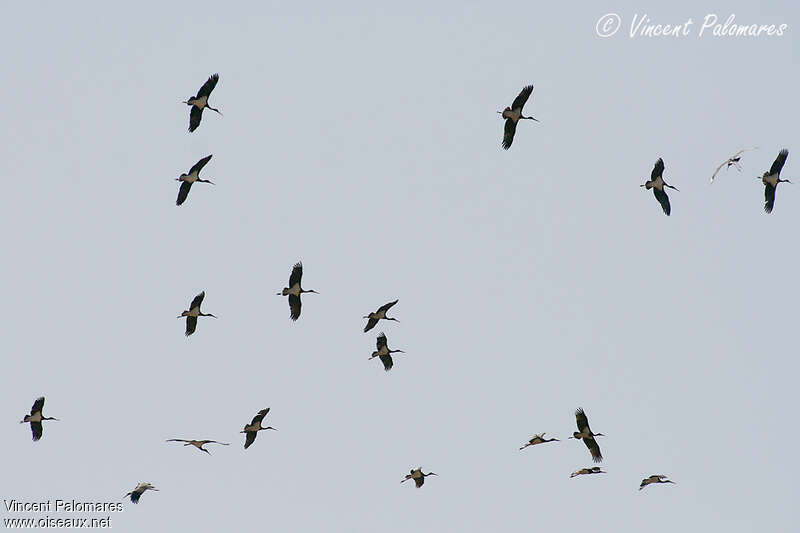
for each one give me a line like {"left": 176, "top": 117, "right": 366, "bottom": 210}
{"left": 2, "top": 1, "right": 798, "bottom": 531}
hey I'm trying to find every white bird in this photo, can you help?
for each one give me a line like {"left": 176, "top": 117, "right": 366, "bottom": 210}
{"left": 124, "top": 482, "right": 158, "bottom": 504}
{"left": 570, "top": 466, "right": 605, "bottom": 478}
{"left": 640, "top": 158, "right": 679, "bottom": 216}
{"left": 498, "top": 85, "right": 539, "bottom": 150}
{"left": 519, "top": 433, "right": 559, "bottom": 450}
{"left": 758, "top": 149, "right": 791, "bottom": 213}
{"left": 710, "top": 147, "right": 757, "bottom": 183}
{"left": 19, "top": 397, "right": 59, "bottom": 442}
{"left": 401, "top": 467, "right": 437, "bottom": 488}
{"left": 166, "top": 439, "right": 230, "bottom": 455}
{"left": 639, "top": 474, "right": 675, "bottom": 490}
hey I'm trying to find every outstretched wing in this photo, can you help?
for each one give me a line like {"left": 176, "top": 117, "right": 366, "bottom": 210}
{"left": 288, "top": 294, "right": 301, "bottom": 321}
{"left": 289, "top": 262, "right": 303, "bottom": 287}
{"left": 30, "top": 422, "right": 43, "bottom": 441}
{"left": 653, "top": 187, "right": 671, "bottom": 216}
{"left": 583, "top": 435, "right": 603, "bottom": 463}
{"left": 770, "top": 149, "right": 788, "bottom": 176}
{"left": 196, "top": 74, "right": 219, "bottom": 99}
{"left": 511, "top": 85, "right": 534, "bottom": 111}
{"left": 190, "top": 291, "right": 205, "bottom": 310}
{"left": 502, "top": 118, "right": 517, "bottom": 150}
{"left": 244, "top": 431, "right": 257, "bottom": 449}
{"left": 189, "top": 155, "right": 213, "bottom": 175}
{"left": 364, "top": 317, "right": 378, "bottom": 333}
{"left": 651, "top": 158, "right": 665, "bottom": 180}
{"left": 575, "top": 408, "right": 591, "bottom": 433}
{"left": 129, "top": 491, "right": 141, "bottom": 504}
{"left": 31, "top": 397, "right": 45, "bottom": 416}
{"left": 764, "top": 183, "right": 776, "bottom": 213}
{"left": 378, "top": 300, "right": 399, "bottom": 313}
{"left": 189, "top": 106, "right": 204, "bottom": 132}
{"left": 379, "top": 354, "right": 394, "bottom": 371}
{"left": 710, "top": 160, "right": 728, "bottom": 183}
{"left": 185, "top": 316, "right": 198, "bottom": 336}
{"left": 376, "top": 332, "right": 387, "bottom": 350}
{"left": 251, "top": 408, "right": 270, "bottom": 426}
{"left": 176, "top": 181, "right": 193, "bottom": 206}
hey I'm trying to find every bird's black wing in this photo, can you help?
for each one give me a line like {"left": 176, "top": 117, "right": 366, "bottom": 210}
{"left": 31, "top": 397, "right": 45, "bottom": 416}
{"left": 764, "top": 183, "right": 776, "bottom": 213}
{"left": 185, "top": 316, "right": 198, "bottom": 336}
{"left": 575, "top": 408, "right": 591, "bottom": 433}
{"left": 289, "top": 262, "right": 303, "bottom": 287}
{"left": 129, "top": 491, "right": 141, "bottom": 504}
{"left": 502, "top": 118, "right": 517, "bottom": 150}
{"left": 288, "top": 294, "right": 301, "bottom": 321}
{"left": 653, "top": 187, "right": 671, "bottom": 216}
{"left": 583, "top": 435, "right": 603, "bottom": 463}
{"left": 244, "top": 431, "right": 257, "bottom": 449}
{"left": 414, "top": 476, "right": 425, "bottom": 488}
{"left": 379, "top": 354, "right": 393, "bottom": 372}
{"left": 364, "top": 317, "right": 378, "bottom": 333}
{"left": 251, "top": 408, "right": 270, "bottom": 426}
{"left": 30, "top": 421, "right": 43, "bottom": 441}
{"left": 651, "top": 158, "right": 665, "bottom": 180}
{"left": 176, "top": 181, "right": 193, "bottom": 206}
{"left": 770, "top": 149, "right": 789, "bottom": 176}
{"left": 376, "top": 332, "right": 387, "bottom": 350}
{"left": 189, "top": 155, "right": 213, "bottom": 175}
{"left": 378, "top": 300, "right": 399, "bottom": 313}
{"left": 511, "top": 85, "right": 534, "bottom": 111}
{"left": 190, "top": 291, "right": 205, "bottom": 310}
{"left": 196, "top": 74, "right": 219, "bottom": 98}
{"left": 189, "top": 106, "right": 204, "bottom": 132}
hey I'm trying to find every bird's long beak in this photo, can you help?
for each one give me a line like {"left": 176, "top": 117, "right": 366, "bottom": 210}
{"left": 668, "top": 185, "right": 680, "bottom": 192}
{"left": 529, "top": 117, "right": 540, "bottom": 122}
{"left": 276, "top": 292, "right": 282, "bottom": 296}
{"left": 208, "top": 314, "right": 218, "bottom": 318}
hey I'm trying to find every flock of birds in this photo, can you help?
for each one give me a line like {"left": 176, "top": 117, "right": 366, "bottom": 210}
{"left": 23, "top": 75, "right": 792, "bottom": 507}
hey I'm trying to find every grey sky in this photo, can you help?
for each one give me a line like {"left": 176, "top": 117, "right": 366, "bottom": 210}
{"left": 2, "top": 1, "right": 798, "bottom": 531}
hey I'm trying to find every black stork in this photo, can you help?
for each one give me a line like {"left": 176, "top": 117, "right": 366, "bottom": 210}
{"left": 641, "top": 157, "right": 679, "bottom": 216}
{"left": 19, "top": 397, "right": 59, "bottom": 442}
{"left": 177, "top": 291, "right": 217, "bottom": 337}
{"left": 363, "top": 300, "right": 399, "bottom": 333}
{"left": 241, "top": 408, "right": 276, "bottom": 450}
{"left": 639, "top": 474, "right": 675, "bottom": 490}
{"left": 570, "top": 466, "right": 605, "bottom": 478}
{"left": 401, "top": 467, "right": 437, "bottom": 488}
{"left": 166, "top": 439, "right": 230, "bottom": 455}
{"left": 759, "top": 149, "right": 791, "bottom": 213}
{"left": 519, "top": 433, "right": 559, "bottom": 450}
{"left": 368, "top": 332, "right": 405, "bottom": 371}
{"left": 183, "top": 73, "right": 221, "bottom": 132}
{"left": 498, "top": 85, "right": 538, "bottom": 150}
{"left": 711, "top": 147, "right": 757, "bottom": 183}
{"left": 277, "top": 262, "right": 318, "bottom": 321}
{"left": 570, "top": 408, "right": 604, "bottom": 463}
{"left": 124, "top": 482, "right": 158, "bottom": 504}
{"left": 176, "top": 155, "right": 214, "bottom": 206}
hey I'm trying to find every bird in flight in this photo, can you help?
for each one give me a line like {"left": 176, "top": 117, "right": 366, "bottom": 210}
{"left": 570, "top": 408, "right": 604, "bottom": 463}
{"left": 401, "top": 467, "right": 437, "bottom": 488}
{"left": 166, "top": 439, "right": 230, "bottom": 455}
{"left": 570, "top": 466, "right": 605, "bottom": 478}
{"left": 124, "top": 482, "right": 158, "bottom": 504}
{"left": 277, "top": 262, "right": 318, "bottom": 321}
{"left": 175, "top": 155, "right": 214, "bottom": 206}
{"left": 639, "top": 474, "right": 675, "bottom": 490}
{"left": 20, "top": 396, "right": 59, "bottom": 442}
{"left": 363, "top": 300, "right": 399, "bottom": 333}
{"left": 241, "top": 408, "right": 276, "bottom": 449}
{"left": 498, "top": 85, "right": 538, "bottom": 150}
{"left": 641, "top": 158, "right": 679, "bottom": 216}
{"left": 519, "top": 433, "right": 559, "bottom": 450}
{"left": 710, "top": 147, "right": 757, "bottom": 183}
{"left": 758, "top": 148, "right": 791, "bottom": 213}
{"left": 177, "top": 291, "right": 217, "bottom": 337}
{"left": 183, "top": 73, "right": 222, "bottom": 132}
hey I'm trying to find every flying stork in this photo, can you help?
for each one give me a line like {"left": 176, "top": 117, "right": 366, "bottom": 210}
{"left": 241, "top": 408, "right": 276, "bottom": 449}
{"left": 519, "top": 433, "right": 559, "bottom": 450}
{"left": 639, "top": 474, "right": 675, "bottom": 490}
{"left": 401, "top": 467, "right": 437, "bottom": 488}
{"left": 183, "top": 73, "right": 221, "bottom": 132}
{"left": 570, "top": 408, "right": 603, "bottom": 463}
{"left": 570, "top": 466, "right": 605, "bottom": 478}
{"left": 277, "top": 262, "right": 318, "bottom": 321}
{"left": 640, "top": 158, "right": 679, "bottom": 215}
{"left": 176, "top": 155, "right": 214, "bottom": 206}
{"left": 19, "top": 397, "right": 59, "bottom": 442}
{"left": 759, "top": 149, "right": 791, "bottom": 213}
{"left": 124, "top": 482, "right": 158, "bottom": 504}
{"left": 710, "top": 147, "right": 757, "bottom": 183}
{"left": 363, "top": 300, "right": 399, "bottom": 333}
{"left": 178, "top": 291, "right": 217, "bottom": 337}
{"left": 498, "top": 85, "right": 538, "bottom": 150}
{"left": 166, "top": 439, "right": 230, "bottom": 455}
{"left": 368, "top": 332, "right": 405, "bottom": 371}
